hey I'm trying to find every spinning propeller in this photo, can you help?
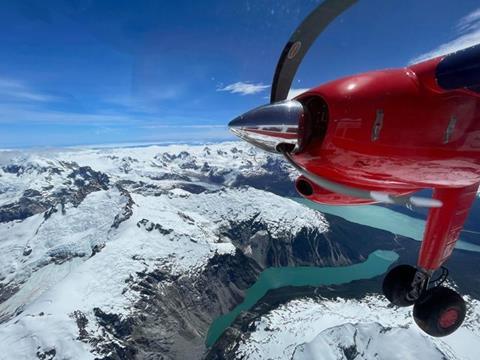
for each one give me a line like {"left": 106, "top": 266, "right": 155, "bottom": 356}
{"left": 228, "top": 0, "right": 442, "bottom": 209}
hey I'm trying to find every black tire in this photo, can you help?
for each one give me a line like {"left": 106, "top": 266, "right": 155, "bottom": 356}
{"left": 413, "top": 286, "right": 466, "bottom": 337}
{"left": 382, "top": 264, "right": 417, "bottom": 307}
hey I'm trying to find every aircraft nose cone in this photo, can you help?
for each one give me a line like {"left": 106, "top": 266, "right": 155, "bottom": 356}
{"left": 228, "top": 100, "right": 304, "bottom": 153}
{"left": 227, "top": 115, "right": 246, "bottom": 129}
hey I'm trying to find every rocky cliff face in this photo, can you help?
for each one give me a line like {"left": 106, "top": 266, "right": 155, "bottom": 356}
{"left": 100, "top": 251, "right": 262, "bottom": 360}
{"left": 0, "top": 162, "right": 110, "bottom": 223}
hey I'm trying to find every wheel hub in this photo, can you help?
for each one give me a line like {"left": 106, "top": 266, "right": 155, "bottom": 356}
{"left": 438, "top": 308, "right": 459, "bottom": 329}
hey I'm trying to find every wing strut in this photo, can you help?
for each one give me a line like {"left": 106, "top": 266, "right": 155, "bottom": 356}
{"left": 418, "top": 183, "right": 479, "bottom": 271}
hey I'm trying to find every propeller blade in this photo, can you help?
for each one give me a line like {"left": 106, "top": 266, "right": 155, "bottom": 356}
{"left": 270, "top": 0, "right": 358, "bottom": 103}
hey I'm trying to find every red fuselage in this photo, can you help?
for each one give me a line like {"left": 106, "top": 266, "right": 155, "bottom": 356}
{"left": 293, "top": 56, "right": 480, "bottom": 205}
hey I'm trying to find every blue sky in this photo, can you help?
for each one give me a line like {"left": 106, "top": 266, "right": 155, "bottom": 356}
{"left": 1, "top": 0, "right": 480, "bottom": 148}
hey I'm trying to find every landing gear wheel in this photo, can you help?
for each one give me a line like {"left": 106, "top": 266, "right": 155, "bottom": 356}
{"left": 413, "top": 286, "right": 466, "bottom": 337}
{"left": 382, "top": 265, "right": 417, "bottom": 307}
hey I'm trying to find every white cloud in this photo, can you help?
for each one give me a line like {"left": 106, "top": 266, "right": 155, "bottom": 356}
{"left": 216, "top": 80, "right": 311, "bottom": 99}
{"left": 457, "top": 8, "right": 480, "bottom": 33}
{"left": 410, "top": 8, "right": 480, "bottom": 64}
{"left": 217, "top": 81, "right": 270, "bottom": 95}
{"left": 0, "top": 105, "right": 139, "bottom": 125}
{"left": 0, "top": 78, "right": 56, "bottom": 103}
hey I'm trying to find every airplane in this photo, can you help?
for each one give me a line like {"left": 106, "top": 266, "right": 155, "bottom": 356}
{"left": 228, "top": 0, "right": 480, "bottom": 337}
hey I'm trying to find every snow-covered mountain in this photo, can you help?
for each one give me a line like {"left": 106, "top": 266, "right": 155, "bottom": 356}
{"left": 0, "top": 142, "right": 333, "bottom": 359}
{"left": 0, "top": 142, "right": 479, "bottom": 360}
{"left": 231, "top": 295, "right": 480, "bottom": 360}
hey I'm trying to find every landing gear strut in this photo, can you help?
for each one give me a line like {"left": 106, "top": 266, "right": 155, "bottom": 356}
{"left": 382, "top": 265, "right": 466, "bottom": 337}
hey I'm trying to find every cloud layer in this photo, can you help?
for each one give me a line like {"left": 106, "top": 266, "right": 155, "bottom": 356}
{"left": 0, "top": 78, "right": 56, "bottom": 103}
